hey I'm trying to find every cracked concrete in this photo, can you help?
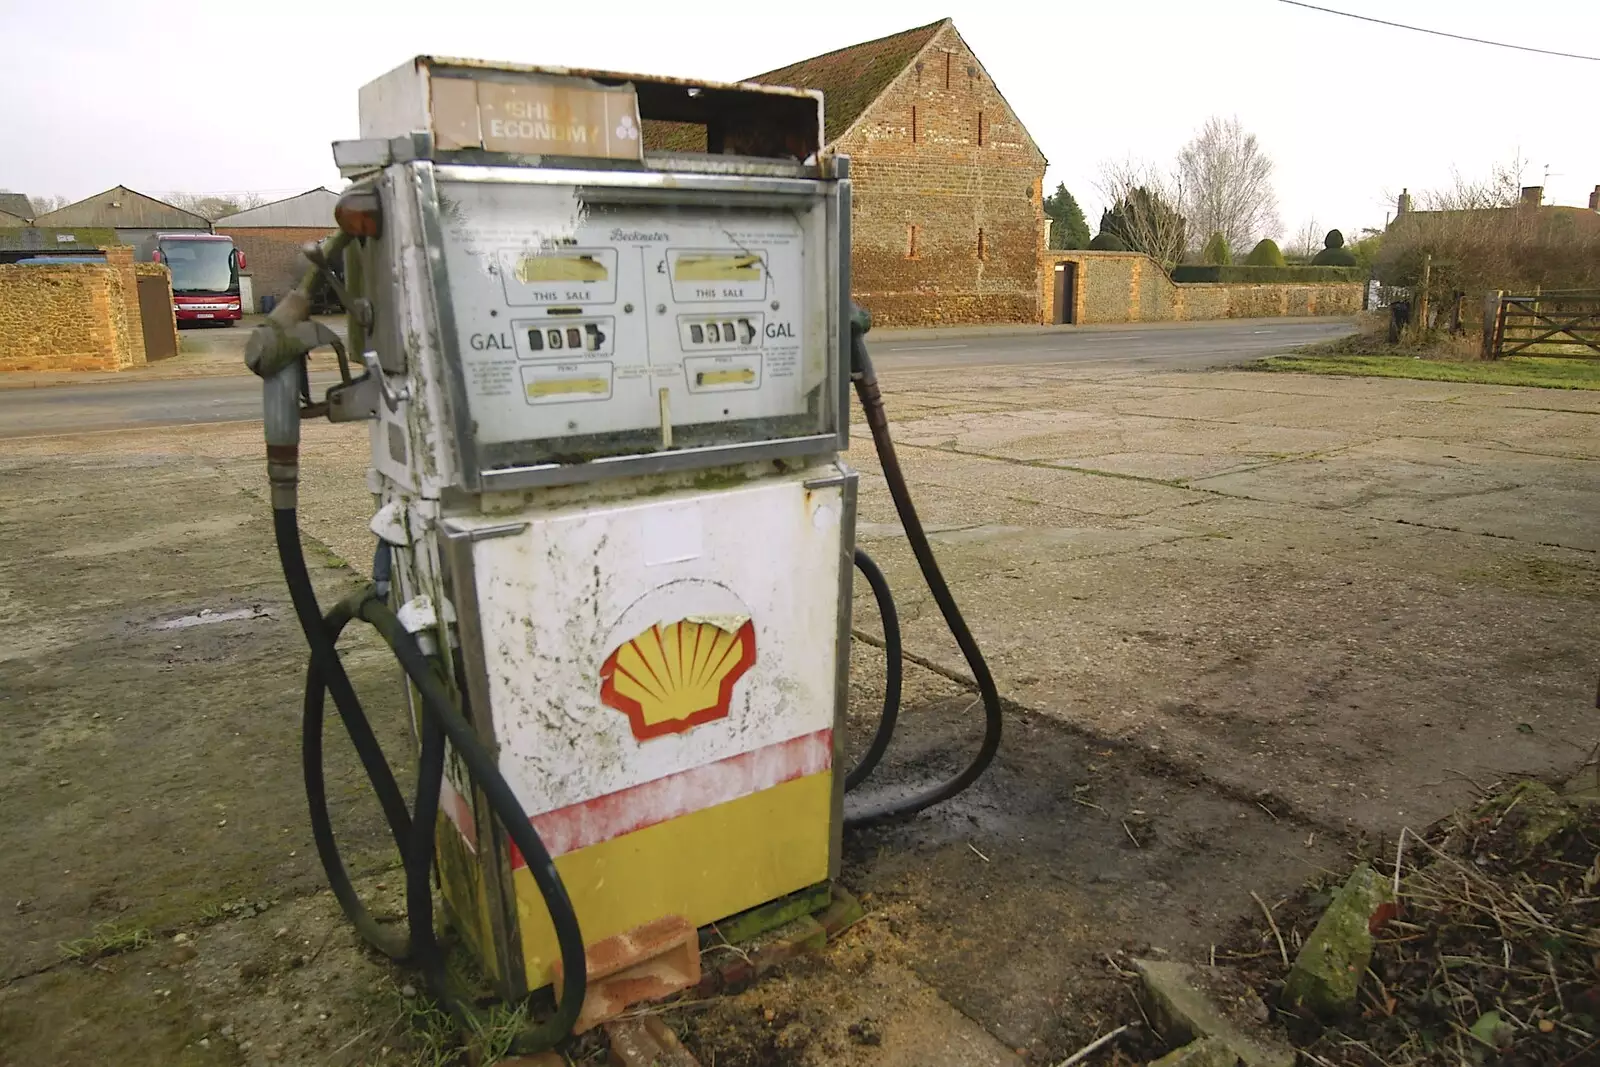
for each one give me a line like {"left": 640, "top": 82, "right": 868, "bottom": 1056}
{"left": 2, "top": 356, "right": 1596, "bottom": 1064}
{"left": 851, "top": 364, "right": 1600, "bottom": 833}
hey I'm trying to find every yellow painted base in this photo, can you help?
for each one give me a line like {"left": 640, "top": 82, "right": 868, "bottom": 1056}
{"left": 512, "top": 771, "right": 833, "bottom": 987}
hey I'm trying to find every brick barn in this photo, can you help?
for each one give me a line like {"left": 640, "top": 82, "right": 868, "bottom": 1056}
{"left": 215, "top": 188, "right": 338, "bottom": 312}
{"left": 645, "top": 19, "right": 1047, "bottom": 327}
{"left": 748, "top": 19, "right": 1046, "bottom": 326}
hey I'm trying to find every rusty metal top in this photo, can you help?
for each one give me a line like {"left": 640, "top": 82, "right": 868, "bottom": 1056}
{"left": 358, "top": 56, "right": 825, "bottom": 166}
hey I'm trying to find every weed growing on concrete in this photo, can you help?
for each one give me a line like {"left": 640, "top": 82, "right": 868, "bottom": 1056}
{"left": 59, "top": 922, "right": 153, "bottom": 962}
{"left": 466, "top": 1000, "right": 533, "bottom": 1062}
{"left": 396, "top": 992, "right": 461, "bottom": 1067}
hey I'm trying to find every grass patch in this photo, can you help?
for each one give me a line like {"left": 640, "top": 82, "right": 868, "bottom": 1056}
{"left": 1258, "top": 353, "right": 1600, "bottom": 390}
{"left": 397, "top": 994, "right": 462, "bottom": 1067}
{"left": 389, "top": 990, "right": 558, "bottom": 1067}
{"left": 60, "top": 922, "right": 153, "bottom": 962}
{"left": 1259, "top": 312, "right": 1600, "bottom": 390}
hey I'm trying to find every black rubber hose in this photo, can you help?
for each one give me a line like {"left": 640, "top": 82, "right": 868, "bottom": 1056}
{"left": 275, "top": 507, "right": 587, "bottom": 1050}
{"left": 281, "top": 514, "right": 416, "bottom": 859}
{"left": 844, "top": 548, "right": 902, "bottom": 791}
{"left": 301, "top": 590, "right": 412, "bottom": 962}
{"left": 843, "top": 322, "right": 1004, "bottom": 826}
{"left": 356, "top": 595, "right": 589, "bottom": 1052}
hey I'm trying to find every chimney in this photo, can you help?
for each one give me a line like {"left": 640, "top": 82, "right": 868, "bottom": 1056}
{"left": 1396, "top": 188, "right": 1412, "bottom": 215}
{"left": 1520, "top": 185, "right": 1543, "bottom": 207}
{"left": 1590, "top": 185, "right": 1599, "bottom": 211}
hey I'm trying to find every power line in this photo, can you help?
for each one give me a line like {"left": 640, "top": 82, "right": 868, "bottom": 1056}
{"left": 1275, "top": 0, "right": 1600, "bottom": 62}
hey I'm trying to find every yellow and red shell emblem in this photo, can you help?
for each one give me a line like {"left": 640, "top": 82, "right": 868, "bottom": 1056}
{"left": 600, "top": 618, "right": 757, "bottom": 740}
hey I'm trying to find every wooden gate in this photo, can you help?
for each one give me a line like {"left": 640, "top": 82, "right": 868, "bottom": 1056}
{"left": 1492, "top": 290, "right": 1600, "bottom": 359}
{"left": 136, "top": 273, "right": 178, "bottom": 361}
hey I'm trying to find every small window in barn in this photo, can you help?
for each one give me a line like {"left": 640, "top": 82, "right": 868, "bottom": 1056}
{"left": 977, "top": 228, "right": 986, "bottom": 260}
{"left": 907, "top": 225, "right": 919, "bottom": 259}
{"left": 944, "top": 51, "right": 952, "bottom": 88}
{"left": 911, "top": 106, "right": 918, "bottom": 143}
{"left": 977, "top": 111, "right": 985, "bottom": 146}
{"left": 914, "top": 61, "right": 923, "bottom": 82}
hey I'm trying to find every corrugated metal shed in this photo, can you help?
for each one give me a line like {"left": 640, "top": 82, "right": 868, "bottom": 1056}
{"left": 216, "top": 188, "right": 338, "bottom": 228}
{"left": 0, "top": 193, "right": 33, "bottom": 221}
{"left": 33, "top": 185, "right": 209, "bottom": 230}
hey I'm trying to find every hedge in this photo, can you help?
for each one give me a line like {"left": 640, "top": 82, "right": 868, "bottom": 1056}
{"left": 1170, "top": 264, "right": 1366, "bottom": 284}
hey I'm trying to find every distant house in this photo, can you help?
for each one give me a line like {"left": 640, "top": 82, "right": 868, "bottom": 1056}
{"left": 644, "top": 19, "right": 1047, "bottom": 326}
{"left": 31, "top": 185, "right": 210, "bottom": 246}
{"left": 1389, "top": 184, "right": 1600, "bottom": 234}
{"left": 0, "top": 193, "right": 33, "bottom": 222}
{"left": 216, "top": 188, "right": 338, "bottom": 311}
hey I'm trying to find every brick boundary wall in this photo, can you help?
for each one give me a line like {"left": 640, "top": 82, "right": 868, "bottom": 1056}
{"left": 1040, "top": 250, "right": 1363, "bottom": 325}
{"left": 105, "top": 245, "right": 147, "bottom": 365}
{"left": 0, "top": 246, "right": 148, "bottom": 372}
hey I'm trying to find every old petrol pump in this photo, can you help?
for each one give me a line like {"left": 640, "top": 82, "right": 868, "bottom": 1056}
{"left": 246, "top": 56, "right": 1002, "bottom": 1052}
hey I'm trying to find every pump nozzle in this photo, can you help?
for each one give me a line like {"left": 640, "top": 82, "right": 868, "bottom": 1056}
{"left": 245, "top": 234, "right": 352, "bottom": 509}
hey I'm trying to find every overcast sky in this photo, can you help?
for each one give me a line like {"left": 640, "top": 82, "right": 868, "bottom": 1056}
{"left": 3, "top": 0, "right": 1596, "bottom": 240}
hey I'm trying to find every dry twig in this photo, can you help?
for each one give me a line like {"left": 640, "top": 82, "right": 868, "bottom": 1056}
{"left": 1251, "top": 890, "right": 1289, "bottom": 967}
{"left": 1052, "top": 1023, "right": 1132, "bottom": 1067}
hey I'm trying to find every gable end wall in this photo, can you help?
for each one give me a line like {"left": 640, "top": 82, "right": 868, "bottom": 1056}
{"left": 835, "top": 23, "right": 1046, "bottom": 326}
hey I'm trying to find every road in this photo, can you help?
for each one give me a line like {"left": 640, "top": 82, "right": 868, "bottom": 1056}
{"left": 0, "top": 318, "right": 1352, "bottom": 438}
{"left": 870, "top": 317, "right": 1350, "bottom": 371}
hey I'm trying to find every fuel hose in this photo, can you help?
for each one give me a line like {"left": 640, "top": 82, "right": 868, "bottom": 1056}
{"left": 841, "top": 305, "right": 1005, "bottom": 825}
{"left": 251, "top": 255, "right": 586, "bottom": 1053}
{"left": 278, "top": 507, "right": 586, "bottom": 1051}
{"left": 844, "top": 548, "right": 902, "bottom": 790}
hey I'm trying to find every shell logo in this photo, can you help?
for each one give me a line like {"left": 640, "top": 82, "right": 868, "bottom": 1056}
{"left": 600, "top": 618, "right": 756, "bottom": 740}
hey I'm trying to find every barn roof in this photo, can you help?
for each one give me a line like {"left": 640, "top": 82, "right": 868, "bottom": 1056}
{"left": 32, "top": 185, "right": 209, "bottom": 229}
{"left": 0, "top": 193, "right": 32, "bottom": 221}
{"left": 747, "top": 19, "right": 947, "bottom": 144}
{"left": 215, "top": 188, "right": 338, "bottom": 228}
{"left": 641, "top": 19, "right": 948, "bottom": 152}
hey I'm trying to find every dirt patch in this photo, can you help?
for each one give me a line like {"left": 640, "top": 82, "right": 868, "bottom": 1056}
{"left": 0, "top": 871, "right": 459, "bottom": 1067}
{"left": 676, "top": 658, "right": 1341, "bottom": 1065}
{"left": 1221, "top": 777, "right": 1600, "bottom": 1066}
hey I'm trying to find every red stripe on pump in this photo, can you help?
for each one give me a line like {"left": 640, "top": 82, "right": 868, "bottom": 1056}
{"left": 506, "top": 729, "right": 832, "bottom": 868}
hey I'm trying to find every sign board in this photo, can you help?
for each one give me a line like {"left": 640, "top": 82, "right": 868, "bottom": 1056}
{"left": 431, "top": 76, "right": 642, "bottom": 161}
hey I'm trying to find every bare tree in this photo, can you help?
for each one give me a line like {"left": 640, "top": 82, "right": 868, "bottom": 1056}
{"left": 1415, "top": 152, "right": 1529, "bottom": 211}
{"left": 1291, "top": 217, "right": 1322, "bottom": 260}
{"left": 1176, "top": 116, "right": 1281, "bottom": 256}
{"left": 163, "top": 191, "right": 271, "bottom": 220}
{"left": 1095, "top": 158, "right": 1188, "bottom": 268}
{"left": 26, "top": 193, "right": 72, "bottom": 216}
{"left": 1381, "top": 153, "right": 1600, "bottom": 306}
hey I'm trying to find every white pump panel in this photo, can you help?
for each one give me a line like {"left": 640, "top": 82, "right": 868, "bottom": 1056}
{"left": 436, "top": 178, "right": 825, "bottom": 447}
